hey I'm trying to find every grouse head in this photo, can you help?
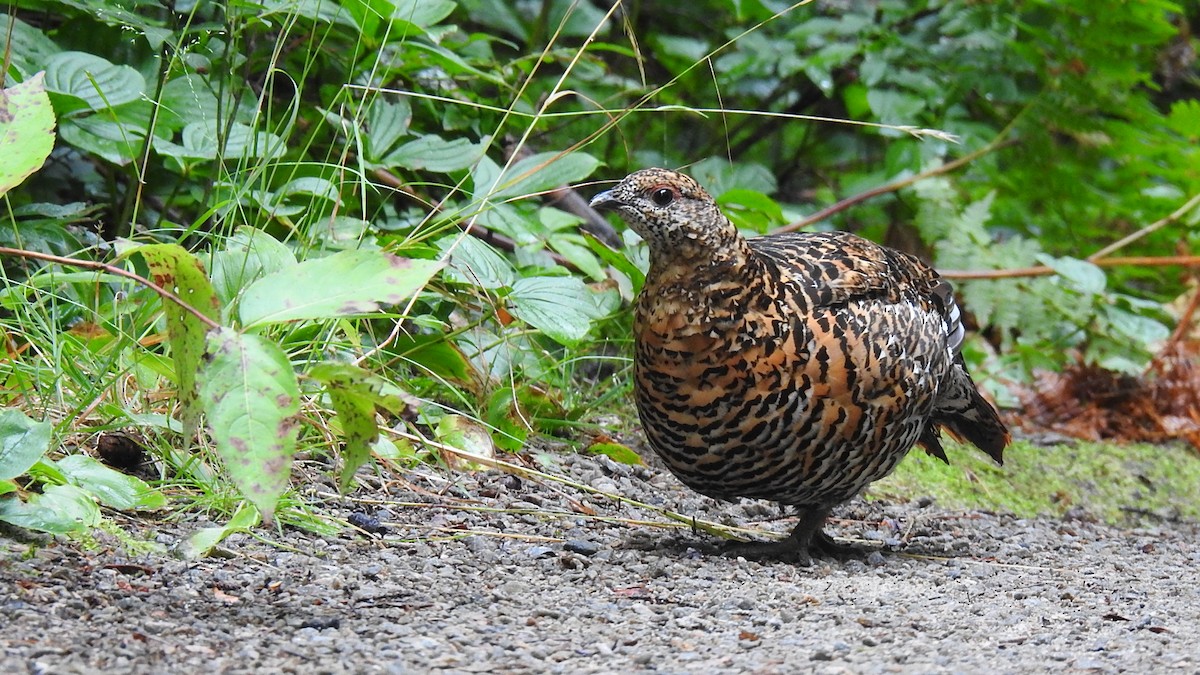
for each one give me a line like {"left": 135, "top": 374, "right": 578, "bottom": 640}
{"left": 589, "top": 168, "right": 743, "bottom": 261}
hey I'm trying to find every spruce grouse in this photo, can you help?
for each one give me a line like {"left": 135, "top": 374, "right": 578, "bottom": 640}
{"left": 590, "top": 168, "right": 1009, "bottom": 563}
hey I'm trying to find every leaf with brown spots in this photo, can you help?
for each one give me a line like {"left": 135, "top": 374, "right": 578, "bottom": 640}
{"left": 197, "top": 328, "right": 300, "bottom": 521}
{"left": 133, "top": 244, "right": 221, "bottom": 440}
{"left": 237, "top": 250, "right": 443, "bottom": 328}
{"left": 308, "top": 363, "right": 421, "bottom": 491}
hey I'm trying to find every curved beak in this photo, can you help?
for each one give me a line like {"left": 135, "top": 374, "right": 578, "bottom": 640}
{"left": 589, "top": 189, "right": 620, "bottom": 211}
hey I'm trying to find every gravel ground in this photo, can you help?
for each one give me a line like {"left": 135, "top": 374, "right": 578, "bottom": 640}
{"left": 2, "top": 449, "right": 1198, "bottom": 674}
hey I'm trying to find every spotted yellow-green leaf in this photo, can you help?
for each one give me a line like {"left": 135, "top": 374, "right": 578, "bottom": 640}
{"left": 0, "top": 72, "right": 56, "bottom": 196}
{"left": 132, "top": 244, "right": 220, "bottom": 440}
{"left": 309, "top": 363, "right": 420, "bottom": 491}
{"left": 198, "top": 328, "right": 300, "bottom": 521}
{"left": 239, "top": 250, "right": 443, "bottom": 328}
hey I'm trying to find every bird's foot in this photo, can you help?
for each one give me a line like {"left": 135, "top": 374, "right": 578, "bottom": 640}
{"left": 723, "top": 529, "right": 875, "bottom": 566}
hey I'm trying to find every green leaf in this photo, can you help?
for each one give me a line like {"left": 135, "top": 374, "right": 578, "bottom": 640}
{"left": 384, "top": 134, "right": 486, "bottom": 173}
{"left": 435, "top": 414, "right": 495, "bottom": 470}
{"left": 363, "top": 98, "right": 412, "bottom": 164}
{"left": 438, "top": 235, "right": 516, "bottom": 289}
{"left": 179, "top": 501, "right": 261, "bottom": 559}
{"left": 0, "top": 409, "right": 52, "bottom": 480}
{"left": 508, "top": 276, "right": 608, "bottom": 347}
{"left": 0, "top": 73, "right": 57, "bottom": 196}
{"left": 309, "top": 363, "right": 418, "bottom": 490}
{"left": 391, "top": 334, "right": 477, "bottom": 385}
{"left": 866, "top": 88, "right": 926, "bottom": 125}
{"left": 586, "top": 442, "right": 644, "bottom": 466}
{"left": 1038, "top": 255, "right": 1107, "bottom": 295}
{"left": 56, "top": 455, "right": 166, "bottom": 510}
{"left": 133, "top": 244, "right": 220, "bottom": 439}
{"left": 57, "top": 117, "right": 144, "bottom": 165}
{"left": 239, "top": 250, "right": 443, "bottom": 328}
{"left": 0, "top": 484, "right": 100, "bottom": 534}
{"left": 210, "top": 227, "right": 298, "bottom": 314}
{"left": 490, "top": 151, "right": 600, "bottom": 200}
{"left": 584, "top": 232, "right": 646, "bottom": 296}
{"left": 198, "top": 328, "right": 301, "bottom": 521}
{"left": 43, "top": 51, "right": 145, "bottom": 114}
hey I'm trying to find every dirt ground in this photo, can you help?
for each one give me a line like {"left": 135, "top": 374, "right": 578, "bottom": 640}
{"left": 3, "top": 450, "right": 1198, "bottom": 674}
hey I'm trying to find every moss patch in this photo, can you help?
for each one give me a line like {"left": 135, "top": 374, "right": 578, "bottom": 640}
{"left": 869, "top": 440, "right": 1200, "bottom": 525}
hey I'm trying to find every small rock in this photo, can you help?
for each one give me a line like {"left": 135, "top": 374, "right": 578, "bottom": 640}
{"left": 563, "top": 540, "right": 601, "bottom": 556}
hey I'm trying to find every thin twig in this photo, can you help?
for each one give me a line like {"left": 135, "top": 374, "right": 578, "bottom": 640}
{"left": 0, "top": 247, "right": 222, "bottom": 330}
{"left": 1087, "top": 192, "right": 1200, "bottom": 261}
{"left": 939, "top": 255, "right": 1200, "bottom": 280}
{"left": 776, "top": 138, "right": 1020, "bottom": 234}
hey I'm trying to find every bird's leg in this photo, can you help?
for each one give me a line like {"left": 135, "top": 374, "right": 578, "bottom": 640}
{"left": 725, "top": 507, "right": 868, "bottom": 565}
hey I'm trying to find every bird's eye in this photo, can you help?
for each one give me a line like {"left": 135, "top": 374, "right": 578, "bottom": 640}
{"left": 650, "top": 187, "right": 675, "bottom": 207}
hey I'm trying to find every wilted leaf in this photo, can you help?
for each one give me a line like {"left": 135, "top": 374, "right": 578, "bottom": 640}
{"left": 132, "top": 244, "right": 220, "bottom": 439}
{"left": 309, "top": 363, "right": 420, "bottom": 490}
{"left": 436, "top": 414, "right": 495, "bottom": 471}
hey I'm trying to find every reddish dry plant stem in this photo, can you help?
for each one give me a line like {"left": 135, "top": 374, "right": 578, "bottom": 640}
{"left": 939, "top": 255, "right": 1200, "bottom": 280}
{"left": 0, "top": 246, "right": 221, "bottom": 330}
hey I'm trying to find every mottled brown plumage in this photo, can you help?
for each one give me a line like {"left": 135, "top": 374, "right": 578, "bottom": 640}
{"left": 591, "top": 168, "right": 1009, "bottom": 563}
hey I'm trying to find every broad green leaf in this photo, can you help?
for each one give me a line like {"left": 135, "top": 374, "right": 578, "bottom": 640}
{"left": 57, "top": 116, "right": 144, "bottom": 165}
{"left": 239, "top": 250, "right": 443, "bottom": 328}
{"left": 0, "top": 409, "right": 52, "bottom": 480}
{"left": 485, "top": 387, "right": 528, "bottom": 452}
{"left": 363, "top": 98, "right": 412, "bottom": 163}
{"left": 584, "top": 232, "right": 646, "bottom": 295}
{"left": 438, "top": 235, "right": 516, "bottom": 289}
{"left": 394, "top": 0, "right": 456, "bottom": 27}
{"left": 391, "top": 334, "right": 477, "bottom": 385}
{"left": 0, "top": 73, "right": 56, "bottom": 196}
{"left": 211, "top": 227, "right": 298, "bottom": 313}
{"left": 198, "top": 328, "right": 301, "bottom": 520}
{"left": 0, "top": 15, "right": 61, "bottom": 78}
{"left": 0, "top": 480, "right": 16, "bottom": 496}
{"left": 385, "top": 134, "right": 486, "bottom": 172}
{"left": 167, "top": 120, "right": 286, "bottom": 161}
{"left": 1039, "top": 254, "right": 1107, "bottom": 295}
{"left": 508, "top": 276, "right": 609, "bottom": 347}
{"left": 490, "top": 151, "right": 600, "bottom": 200}
{"left": 179, "top": 501, "right": 261, "bottom": 559}
{"left": 586, "top": 442, "right": 644, "bottom": 466}
{"left": 56, "top": 455, "right": 167, "bottom": 510}
{"left": 548, "top": 235, "right": 606, "bottom": 282}
{"left": 133, "top": 244, "right": 220, "bottom": 439}
{"left": 43, "top": 51, "right": 145, "bottom": 114}
{"left": 0, "top": 484, "right": 100, "bottom": 534}
{"left": 308, "top": 363, "right": 406, "bottom": 490}
{"left": 1104, "top": 307, "right": 1170, "bottom": 348}
{"left": 866, "top": 88, "right": 926, "bottom": 125}
{"left": 158, "top": 73, "right": 221, "bottom": 128}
